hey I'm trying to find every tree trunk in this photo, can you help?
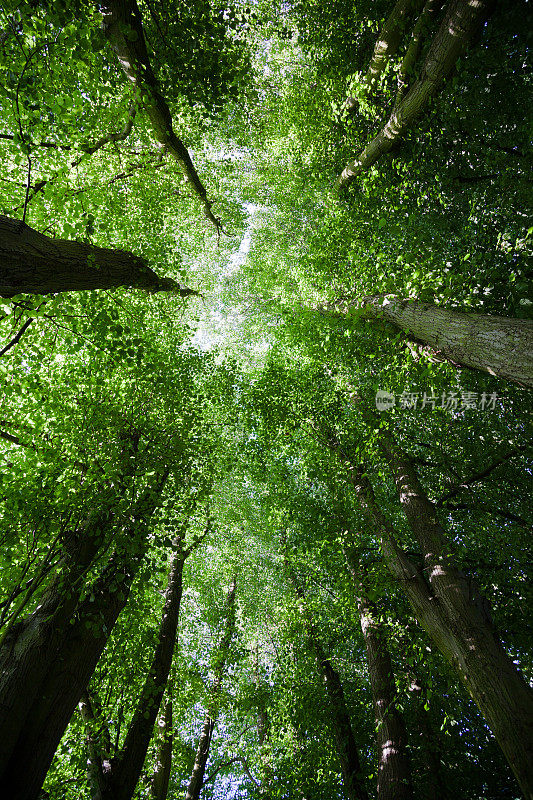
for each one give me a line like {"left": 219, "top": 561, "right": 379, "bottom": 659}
{"left": 376, "top": 434, "right": 533, "bottom": 798}
{"left": 325, "top": 431, "right": 533, "bottom": 799}
{"left": 394, "top": 0, "right": 445, "bottom": 108}
{"left": 100, "top": 0, "right": 220, "bottom": 229}
{"left": 184, "top": 577, "right": 237, "bottom": 800}
{"left": 343, "top": 546, "right": 413, "bottom": 800}
{"left": 346, "top": 0, "right": 424, "bottom": 113}
{"left": 337, "top": 295, "right": 533, "bottom": 387}
{"left": 151, "top": 698, "right": 173, "bottom": 800}
{"left": 0, "top": 214, "right": 177, "bottom": 296}
{"left": 0, "top": 474, "right": 168, "bottom": 800}
{"left": 286, "top": 564, "right": 369, "bottom": 800}
{"left": 337, "top": 0, "right": 494, "bottom": 189}
{"left": 407, "top": 675, "right": 446, "bottom": 800}
{"left": 99, "top": 544, "right": 185, "bottom": 800}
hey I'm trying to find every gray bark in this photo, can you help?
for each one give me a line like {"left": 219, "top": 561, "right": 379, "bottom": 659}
{"left": 337, "top": 295, "right": 533, "bottom": 387}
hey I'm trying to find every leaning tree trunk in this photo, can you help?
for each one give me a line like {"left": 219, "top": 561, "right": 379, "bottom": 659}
{"left": 346, "top": 0, "right": 424, "bottom": 113}
{"left": 337, "top": 0, "right": 494, "bottom": 189}
{"left": 97, "top": 539, "right": 187, "bottom": 800}
{"left": 0, "top": 475, "right": 168, "bottom": 800}
{"left": 100, "top": 0, "right": 220, "bottom": 229}
{"left": 336, "top": 295, "right": 533, "bottom": 387}
{"left": 184, "top": 577, "right": 237, "bottom": 800}
{"left": 286, "top": 563, "right": 368, "bottom": 800}
{"left": 325, "top": 430, "right": 533, "bottom": 799}
{"left": 343, "top": 545, "right": 413, "bottom": 800}
{"left": 376, "top": 433, "right": 533, "bottom": 798}
{"left": 0, "top": 215, "right": 177, "bottom": 296}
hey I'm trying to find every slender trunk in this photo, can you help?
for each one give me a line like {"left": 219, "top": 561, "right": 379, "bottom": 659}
{"left": 336, "top": 295, "right": 533, "bottom": 387}
{"left": 347, "top": 0, "right": 424, "bottom": 112}
{"left": 286, "top": 566, "right": 368, "bottom": 800}
{"left": 101, "top": 546, "right": 185, "bottom": 800}
{"left": 151, "top": 699, "right": 173, "bottom": 800}
{"left": 337, "top": 0, "right": 494, "bottom": 189}
{"left": 0, "top": 475, "right": 168, "bottom": 800}
{"left": 184, "top": 577, "right": 237, "bottom": 800}
{"left": 100, "top": 0, "right": 220, "bottom": 229}
{"left": 394, "top": 0, "right": 445, "bottom": 108}
{"left": 0, "top": 214, "right": 177, "bottom": 296}
{"left": 343, "top": 546, "right": 413, "bottom": 800}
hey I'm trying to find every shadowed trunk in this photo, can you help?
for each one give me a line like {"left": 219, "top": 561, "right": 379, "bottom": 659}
{"left": 286, "top": 561, "right": 369, "bottom": 800}
{"left": 333, "top": 295, "right": 533, "bottom": 387}
{"left": 343, "top": 546, "right": 413, "bottom": 800}
{"left": 0, "top": 473, "right": 168, "bottom": 800}
{"left": 407, "top": 675, "right": 446, "bottom": 800}
{"left": 184, "top": 577, "right": 237, "bottom": 800}
{"left": 0, "top": 215, "right": 177, "bottom": 296}
{"left": 346, "top": 0, "right": 424, "bottom": 112}
{"left": 337, "top": 0, "right": 494, "bottom": 189}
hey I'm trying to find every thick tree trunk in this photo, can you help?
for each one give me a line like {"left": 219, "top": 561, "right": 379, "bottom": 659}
{"left": 343, "top": 546, "right": 413, "bottom": 800}
{"left": 394, "top": 0, "right": 445, "bottom": 108}
{"left": 337, "top": 295, "right": 533, "bottom": 387}
{"left": 100, "top": 0, "right": 220, "bottom": 229}
{"left": 287, "top": 566, "right": 368, "bottom": 800}
{"left": 337, "top": 0, "right": 494, "bottom": 189}
{"left": 0, "top": 215, "right": 177, "bottom": 296}
{"left": 151, "top": 698, "right": 173, "bottom": 800}
{"left": 184, "top": 577, "right": 237, "bottom": 800}
{"left": 0, "top": 474, "right": 168, "bottom": 800}
{"left": 346, "top": 0, "right": 424, "bottom": 113}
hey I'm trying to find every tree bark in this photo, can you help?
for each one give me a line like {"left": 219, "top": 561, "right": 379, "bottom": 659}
{"left": 151, "top": 698, "right": 173, "bottom": 800}
{"left": 286, "top": 564, "right": 369, "bottom": 800}
{"left": 0, "top": 215, "right": 177, "bottom": 296}
{"left": 98, "top": 543, "right": 186, "bottom": 800}
{"left": 406, "top": 675, "right": 446, "bottom": 800}
{"left": 0, "top": 473, "right": 168, "bottom": 800}
{"left": 184, "top": 577, "right": 237, "bottom": 800}
{"left": 343, "top": 546, "right": 413, "bottom": 800}
{"left": 337, "top": 0, "right": 494, "bottom": 189}
{"left": 336, "top": 295, "right": 533, "bottom": 387}
{"left": 325, "top": 432, "right": 533, "bottom": 799}
{"left": 346, "top": 0, "right": 424, "bottom": 113}
{"left": 99, "top": 0, "right": 220, "bottom": 229}
{"left": 394, "top": 0, "right": 445, "bottom": 108}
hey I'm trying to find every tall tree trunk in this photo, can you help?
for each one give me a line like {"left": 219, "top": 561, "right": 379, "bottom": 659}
{"left": 0, "top": 215, "right": 177, "bottom": 296}
{"left": 394, "top": 0, "right": 445, "bottom": 108}
{"left": 184, "top": 577, "right": 237, "bottom": 800}
{"left": 325, "top": 431, "right": 533, "bottom": 798}
{"left": 99, "top": 543, "right": 186, "bottom": 800}
{"left": 100, "top": 0, "right": 220, "bottom": 229}
{"left": 0, "top": 474, "right": 168, "bottom": 800}
{"left": 286, "top": 563, "right": 368, "bottom": 800}
{"left": 346, "top": 0, "right": 424, "bottom": 113}
{"left": 337, "top": 0, "right": 494, "bottom": 189}
{"left": 376, "top": 433, "right": 533, "bottom": 797}
{"left": 151, "top": 698, "right": 173, "bottom": 800}
{"left": 334, "top": 295, "right": 533, "bottom": 387}
{"left": 343, "top": 545, "right": 413, "bottom": 800}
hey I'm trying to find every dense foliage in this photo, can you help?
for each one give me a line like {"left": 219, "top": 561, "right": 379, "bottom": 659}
{"left": 0, "top": 1, "right": 531, "bottom": 799}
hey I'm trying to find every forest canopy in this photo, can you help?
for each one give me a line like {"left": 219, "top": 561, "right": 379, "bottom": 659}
{"left": 0, "top": 1, "right": 532, "bottom": 799}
